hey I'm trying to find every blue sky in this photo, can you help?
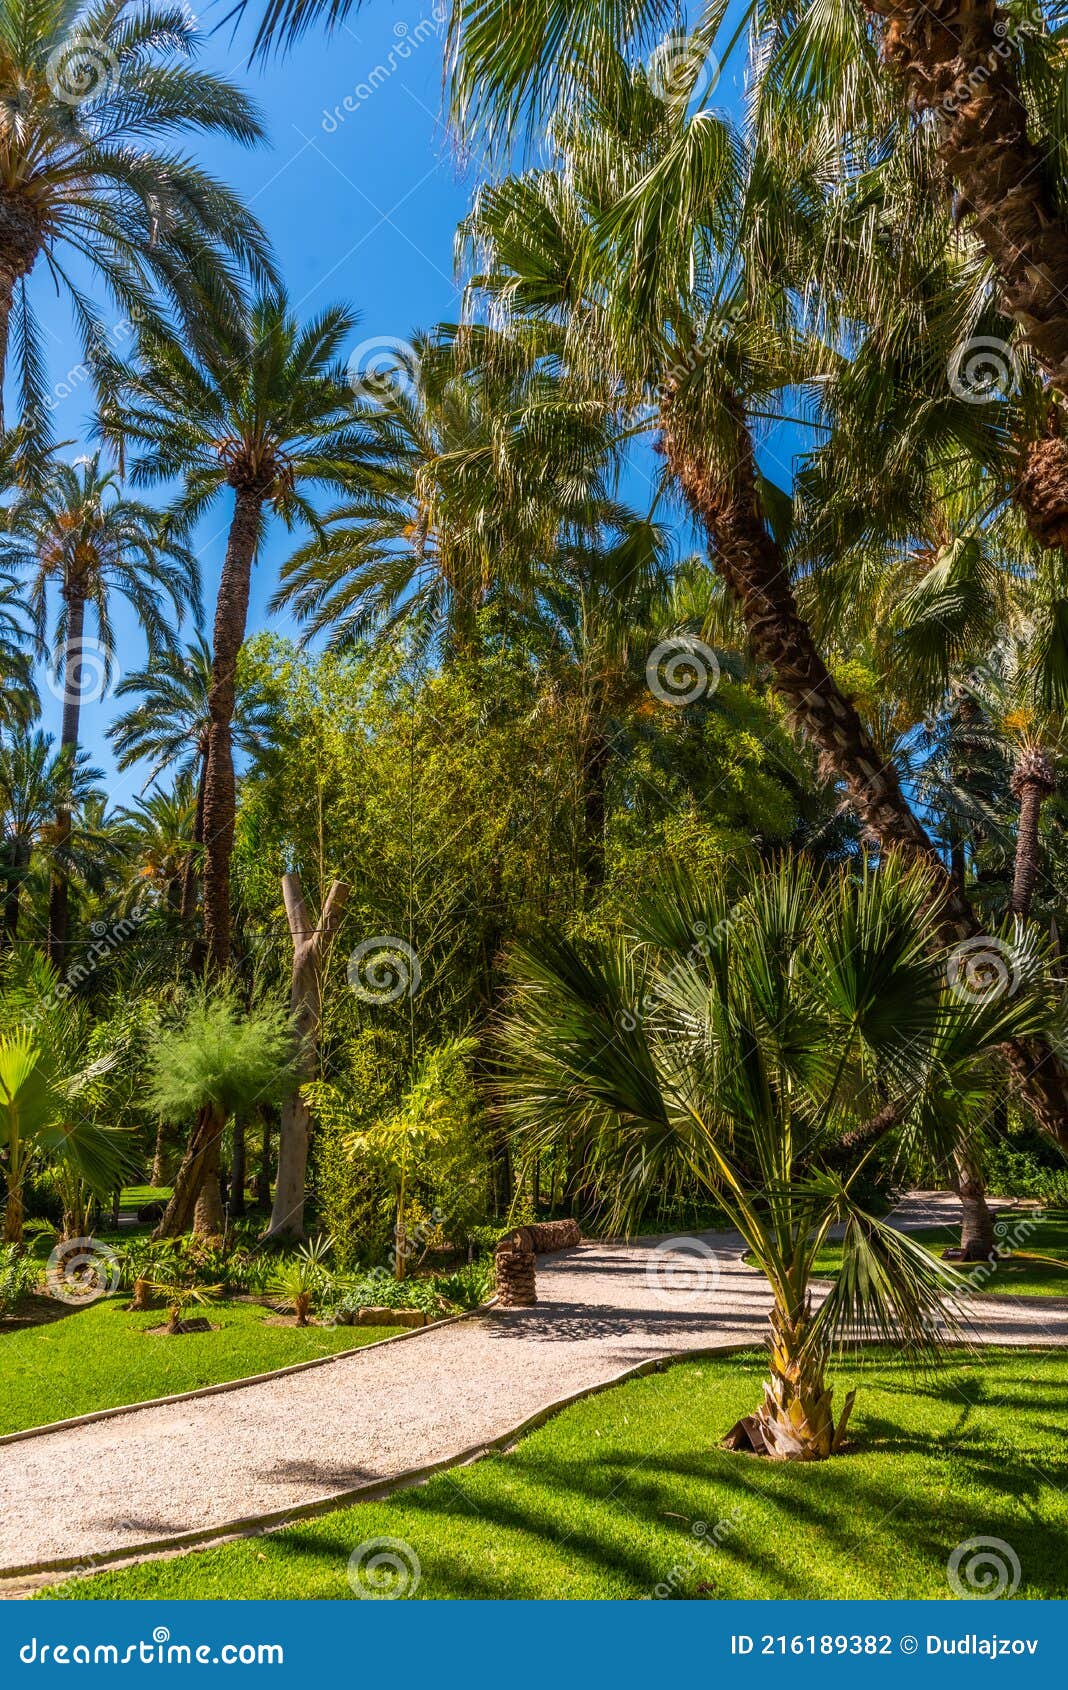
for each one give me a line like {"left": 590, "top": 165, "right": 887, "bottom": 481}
{"left": 26, "top": 0, "right": 783, "bottom": 799}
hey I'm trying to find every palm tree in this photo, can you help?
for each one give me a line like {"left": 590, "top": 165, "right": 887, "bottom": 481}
{"left": 274, "top": 328, "right": 621, "bottom": 660}
{"left": 0, "top": 729, "right": 101, "bottom": 944}
{"left": 109, "top": 634, "right": 274, "bottom": 922}
{"left": 500, "top": 854, "right": 1055, "bottom": 1458}
{"left": 115, "top": 772, "right": 197, "bottom": 915}
{"left": 0, "top": 451, "right": 197, "bottom": 966}
{"left": 108, "top": 295, "right": 367, "bottom": 978}
{"left": 0, "top": 569, "right": 35, "bottom": 729}
{"left": 0, "top": 0, "right": 276, "bottom": 429}
{"left": 458, "top": 45, "right": 1068, "bottom": 1147}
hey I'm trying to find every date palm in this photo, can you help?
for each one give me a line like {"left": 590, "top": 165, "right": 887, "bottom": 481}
{"left": 0, "top": 451, "right": 197, "bottom": 966}
{"left": 0, "top": 728, "right": 100, "bottom": 943}
{"left": 274, "top": 327, "right": 621, "bottom": 661}
{"left": 0, "top": 0, "right": 276, "bottom": 432}
{"left": 108, "top": 294, "right": 369, "bottom": 1234}
{"left": 103, "top": 293, "right": 367, "bottom": 979}
{"left": 500, "top": 853, "right": 1056, "bottom": 1457}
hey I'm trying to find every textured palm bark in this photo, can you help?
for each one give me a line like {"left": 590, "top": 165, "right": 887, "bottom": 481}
{"left": 154, "top": 1101, "right": 225, "bottom": 1239}
{"left": 179, "top": 740, "right": 207, "bottom": 926}
{"left": 660, "top": 398, "right": 1068, "bottom": 1148}
{"left": 867, "top": 2, "right": 1068, "bottom": 396}
{"left": 265, "top": 873, "right": 349, "bottom": 1243}
{"left": 0, "top": 192, "right": 41, "bottom": 415}
{"left": 47, "top": 588, "right": 87, "bottom": 972}
{"left": 1012, "top": 780, "right": 1045, "bottom": 916}
{"left": 953, "top": 1150, "right": 997, "bottom": 1261}
{"left": 724, "top": 1303, "right": 854, "bottom": 1461}
{"left": 201, "top": 486, "right": 261, "bottom": 975}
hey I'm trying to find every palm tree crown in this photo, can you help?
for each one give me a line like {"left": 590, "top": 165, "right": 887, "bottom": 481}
{"left": 0, "top": 0, "right": 276, "bottom": 429}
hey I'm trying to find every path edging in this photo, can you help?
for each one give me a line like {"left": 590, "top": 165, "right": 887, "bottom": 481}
{"left": 0, "top": 1303, "right": 491, "bottom": 1449}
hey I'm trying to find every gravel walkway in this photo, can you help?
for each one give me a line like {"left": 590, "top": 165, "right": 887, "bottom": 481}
{"left": 1, "top": 1198, "right": 1065, "bottom": 1579}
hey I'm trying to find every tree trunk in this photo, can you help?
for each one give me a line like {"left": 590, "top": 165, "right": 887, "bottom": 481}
{"left": 1011, "top": 781, "right": 1044, "bottom": 918}
{"left": 229, "top": 1115, "right": 247, "bottom": 1217}
{"left": 579, "top": 725, "right": 610, "bottom": 891}
{"left": 47, "top": 586, "right": 86, "bottom": 973}
{"left": 2, "top": 1180, "right": 23, "bottom": 1244}
{"left": 953, "top": 1151, "right": 997, "bottom": 1263}
{"left": 154, "top": 1102, "right": 225, "bottom": 1239}
{"left": 4, "top": 839, "right": 27, "bottom": 944}
{"left": 150, "top": 1116, "right": 168, "bottom": 1188}
{"left": 254, "top": 1108, "right": 272, "bottom": 1209}
{"left": 660, "top": 396, "right": 1068, "bottom": 1149}
{"left": 201, "top": 487, "right": 261, "bottom": 976}
{"left": 265, "top": 873, "right": 349, "bottom": 1244}
{"left": 725, "top": 1302, "right": 853, "bottom": 1461}
{"left": 866, "top": 2, "right": 1068, "bottom": 400}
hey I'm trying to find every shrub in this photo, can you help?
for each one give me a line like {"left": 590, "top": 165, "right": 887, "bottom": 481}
{"left": 985, "top": 1139, "right": 1068, "bottom": 1204}
{"left": 270, "top": 1236, "right": 334, "bottom": 1325}
{"left": 0, "top": 1245, "right": 39, "bottom": 1316}
{"left": 432, "top": 1260, "right": 493, "bottom": 1309}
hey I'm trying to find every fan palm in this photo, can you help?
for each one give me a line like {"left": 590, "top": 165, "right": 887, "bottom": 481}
{"left": 104, "top": 292, "right": 368, "bottom": 977}
{"left": 0, "top": 450, "right": 197, "bottom": 965}
{"left": 500, "top": 853, "right": 1056, "bottom": 1458}
{"left": 0, "top": 0, "right": 276, "bottom": 432}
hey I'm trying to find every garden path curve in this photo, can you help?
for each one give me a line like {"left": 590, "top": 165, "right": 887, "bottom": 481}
{"left": 1, "top": 1196, "right": 1066, "bottom": 1580}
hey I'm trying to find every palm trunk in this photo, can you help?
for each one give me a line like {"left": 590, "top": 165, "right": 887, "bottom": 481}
{"left": 724, "top": 1301, "right": 854, "bottom": 1461}
{"left": 4, "top": 839, "right": 27, "bottom": 944}
{"left": 47, "top": 587, "right": 86, "bottom": 973}
{"left": 953, "top": 1150, "right": 997, "bottom": 1262}
{"left": 579, "top": 726, "right": 610, "bottom": 891}
{"left": 866, "top": 3, "right": 1068, "bottom": 402}
{"left": 2, "top": 1179, "right": 23, "bottom": 1244}
{"left": 660, "top": 396, "right": 1068, "bottom": 1149}
{"left": 201, "top": 486, "right": 261, "bottom": 975}
{"left": 1011, "top": 781, "right": 1044, "bottom": 917}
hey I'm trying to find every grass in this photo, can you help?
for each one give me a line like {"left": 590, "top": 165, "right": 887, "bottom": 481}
{"left": 53, "top": 1348, "right": 1068, "bottom": 1601}
{"left": 812, "top": 1211, "right": 1068, "bottom": 1299}
{"left": 0, "top": 1296, "right": 401, "bottom": 1437}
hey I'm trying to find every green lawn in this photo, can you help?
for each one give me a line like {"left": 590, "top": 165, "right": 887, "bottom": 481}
{"left": 812, "top": 1211, "right": 1068, "bottom": 1299}
{"left": 54, "top": 1348, "right": 1068, "bottom": 1601}
{"left": 0, "top": 1297, "right": 400, "bottom": 1437}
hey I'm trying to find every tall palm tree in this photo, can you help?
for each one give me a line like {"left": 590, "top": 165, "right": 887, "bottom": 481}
{"left": 0, "top": 0, "right": 276, "bottom": 429}
{"left": 107, "top": 294, "right": 367, "bottom": 978}
{"left": 0, "top": 728, "right": 99, "bottom": 943}
{"left": 108, "top": 294, "right": 370, "bottom": 1236}
{"left": 459, "top": 44, "right": 1068, "bottom": 1147}
{"left": 500, "top": 853, "right": 1056, "bottom": 1457}
{"left": 109, "top": 633, "right": 274, "bottom": 922}
{"left": 0, "top": 451, "right": 197, "bottom": 966}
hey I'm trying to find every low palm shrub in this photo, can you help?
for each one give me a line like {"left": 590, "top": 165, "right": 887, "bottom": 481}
{"left": 270, "top": 1236, "right": 333, "bottom": 1326}
{"left": 0, "top": 1244, "right": 39, "bottom": 1317}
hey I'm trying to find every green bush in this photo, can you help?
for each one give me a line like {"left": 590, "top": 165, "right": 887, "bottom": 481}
{"left": 985, "top": 1139, "right": 1068, "bottom": 1204}
{"left": 0, "top": 1245, "right": 40, "bottom": 1316}
{"left": 432, "top": 1260, "right": 493, "bottom": 1309}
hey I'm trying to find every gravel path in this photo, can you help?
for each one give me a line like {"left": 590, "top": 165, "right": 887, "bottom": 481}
{"left": 1, "top": 1198, "right": 1065, "bottom": 1579}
